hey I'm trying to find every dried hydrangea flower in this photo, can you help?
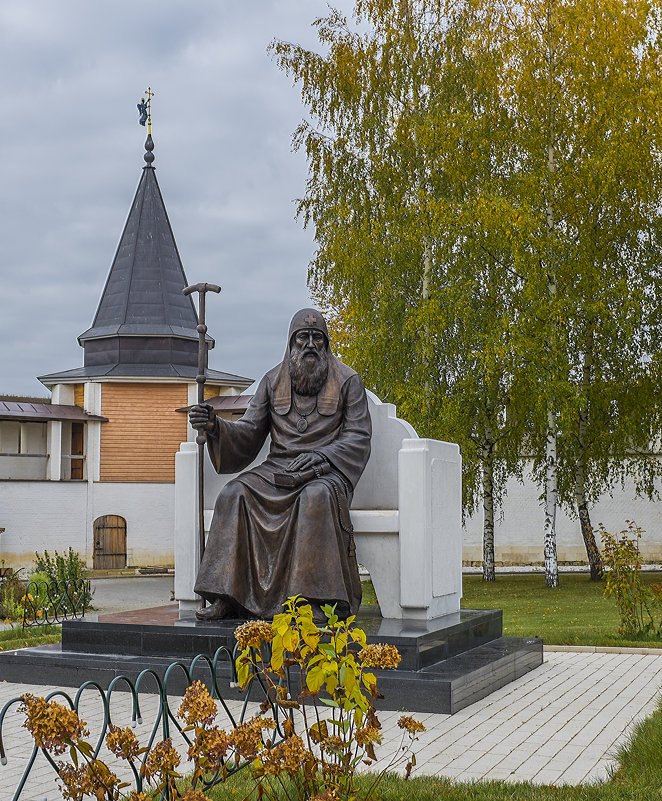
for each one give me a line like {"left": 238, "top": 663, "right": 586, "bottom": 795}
{"left": 188, "top": 726, "right": 230, "bottom": 769}
{"left": 142, "top": 738, "right": 181, "bottom": 782}
{"left": 179, "top": 790, "right": 212, "bottom": 801}
{"left": 228, "top": 716, "right": 276, "bottom": 759}
{"left": 106, "top": 724, "right": 141, "bottom": 760}
{"left": 354, "top": 725, "right": 383, "bottom": 746}
{"left": 358, "top": 643, "right": 401, "bottom": 669}
{"left": 397, "top": 714, "right": 426, "bottom": 734}
{"left": 178, "top": 680, "right": 217, "bottom": 727}
{"left": 259, "top": 734, "right": 316, "bottom": 777}
{"left": 58, "top": 761, "right": 119, "bottom": 801}
{"left": 235, "top": 620, "right": 274, "bottom": 649}
{"left": 19, "top": 694, "right": 89, "bottom": 755}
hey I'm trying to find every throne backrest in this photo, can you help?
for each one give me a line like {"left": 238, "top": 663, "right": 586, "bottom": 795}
{"left": 202, "top": 390, "right": 418, "bottom": 511}
{"left": 350, "top": 391, "right": 417, "bottom": 509}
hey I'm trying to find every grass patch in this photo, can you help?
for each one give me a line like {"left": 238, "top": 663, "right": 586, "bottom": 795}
{"left": 0, "top": 623, "right": 61, "bottom": 651}
{"left": 361, "top": 578, "right": 378, "bottom": 607}
{"left": 612, "top": 696, "right": 662, "bottom": 790}
{"left": 461, "top": 572, "right": 662, "bottom": 648}
{"left": 199, "top": 698, "right": 662, "bottom": 799}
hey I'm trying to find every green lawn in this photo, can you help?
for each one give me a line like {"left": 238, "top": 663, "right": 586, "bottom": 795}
{"left": 0, "top": 624, "right": 61, "bottom": 651}
{"left": 461, "top": 571, "right": 662, "bottom": 648}
{"left": 7, "top": 573, "right": 662, "bottom": 650}
{"left": 199, "top": 697, "right": 662, "bottom": 800}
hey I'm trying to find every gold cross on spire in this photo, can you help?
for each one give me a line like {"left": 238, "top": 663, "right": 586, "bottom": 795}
{"left": 145, "top": 86, "right": 154, "bottom": 134}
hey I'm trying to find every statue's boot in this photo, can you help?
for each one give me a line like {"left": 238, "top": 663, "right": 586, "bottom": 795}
{"left": 195, "top": 598, "right": 232, "bottom": 621}
{"left": 310, "top": 604, "right": 328, "bottom": 625}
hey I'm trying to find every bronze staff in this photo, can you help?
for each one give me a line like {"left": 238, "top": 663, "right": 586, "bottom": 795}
{"left": 182, "top": 282, "right": 221, "bottom": 590}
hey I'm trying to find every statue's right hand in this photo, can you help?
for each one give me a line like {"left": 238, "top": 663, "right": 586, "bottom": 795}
{"left": 188, "top": 403, "right": 216, "bottom": 433}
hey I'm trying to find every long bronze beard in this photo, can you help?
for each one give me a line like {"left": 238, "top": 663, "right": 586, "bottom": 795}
{"left": 289, "top": 347, "right": 329, "bottom": 396}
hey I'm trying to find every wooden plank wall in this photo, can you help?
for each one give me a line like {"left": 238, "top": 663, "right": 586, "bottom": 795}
{"left": 74, "top": 384, "right": 84, "bottom": 408}
{"left": 100, "top": 383, "right": 188, "bottom": 483}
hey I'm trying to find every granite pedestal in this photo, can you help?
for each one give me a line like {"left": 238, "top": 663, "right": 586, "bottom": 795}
{"left": 0, "top": 606, "right": 542, "bottom": 714}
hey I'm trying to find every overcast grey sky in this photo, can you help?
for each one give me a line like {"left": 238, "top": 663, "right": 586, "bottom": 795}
{"left": 0, "top": 0, "right": 355, "bottom": 397}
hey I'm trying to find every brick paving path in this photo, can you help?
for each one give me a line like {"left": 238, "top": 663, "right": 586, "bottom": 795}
{"left": 1, "top": 650, "right": 662, "bottom": 799}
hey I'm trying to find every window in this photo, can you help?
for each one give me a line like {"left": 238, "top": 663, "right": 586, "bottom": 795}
{"left": 70, "top": 422, "right": 84, "bottom": 480}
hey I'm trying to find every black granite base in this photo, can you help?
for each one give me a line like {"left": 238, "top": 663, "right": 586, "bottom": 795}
{"left": 0, "top": 609, "right": 543, "bottom": 714}
{"left": 62, "top": 608, "right": 504, "bottom": 671}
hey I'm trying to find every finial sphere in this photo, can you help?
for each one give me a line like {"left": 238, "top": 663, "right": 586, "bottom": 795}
{"left": 144, "top": 134, "right": 155, "bottom": 165}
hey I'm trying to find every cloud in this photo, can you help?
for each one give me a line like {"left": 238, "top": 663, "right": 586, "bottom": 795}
{"left": 0, "top": 0, "right": 354, "bottom": 396}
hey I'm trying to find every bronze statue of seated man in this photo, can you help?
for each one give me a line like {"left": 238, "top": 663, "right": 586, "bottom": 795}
{"left": 189, "top": 308, "right": 372, "bottom": 622}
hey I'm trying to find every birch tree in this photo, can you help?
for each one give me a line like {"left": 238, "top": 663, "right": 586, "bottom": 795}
{"left": 272, "top": 0, "right": 662, "bottom": 583}
{"left": 271, "top": 0, "right": 531, "bottom": 581}
{"left": 503, "top": 0, "right": 662, "bottom": 582}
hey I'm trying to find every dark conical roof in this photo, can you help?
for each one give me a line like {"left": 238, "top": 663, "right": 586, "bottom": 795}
{"left": 78, "top": 135, "right": 199, "bottom": 345}
{"left": 39, "top": 135, "right": 252, "bottom": 389}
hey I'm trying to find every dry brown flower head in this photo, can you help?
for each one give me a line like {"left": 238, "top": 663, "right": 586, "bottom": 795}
{"left": 58, "top": 761, "right": 119, "bottom": 801}
{"left": 179, "top": 790, "right": 212, "bottom": 801}
{"left": 228, "top": 716, "right": 276, "bottom": 759}
{"left": 358, "top": 643, "right": 401, "bottom": 669}
{"left": 397, "top": 714, "right": 426, "bottom": 734}
{"left": 235, "top": 620, "right": 274, "bottom": 649}
{"left": 354, "top": 725, "right": 383, "bottom": 747}
{"left": 19, "top": 694, "right": 89, "bottom": 755}
{"left": 310, "top": 792, "right": 338, "bottom": 801}
{"left": 260, "top": 734, "right": 316, "bottom": 777}
{"left": 142, "top": 737, "right": 181, "bottom": 782}
{"left": 188, "top": 726, "right": 230, "bottom": 769}
{"left": 106, "top": 724, "right": 141, "bottom": 760}
{"left": 178, "top": 680, "right": 218, "bottom": 727}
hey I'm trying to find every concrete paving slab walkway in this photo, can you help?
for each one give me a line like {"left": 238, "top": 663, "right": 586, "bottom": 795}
{"left": 1, "top": 649, "right": 662, "bottom": 798}
{"left": 89, "top": 575, "right": 174, "bottom": 615}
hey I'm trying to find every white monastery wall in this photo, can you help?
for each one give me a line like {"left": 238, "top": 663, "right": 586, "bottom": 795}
{"left": 91, "top": 483, "right": 174, "bottom": 566}
{"left": 0, "top": 481, "right": 87, "bottom": 569}
{"left": 0, "top": 481, "right": 175, "bottom": 570}
{"left": 4, "top": 453, "right": 662, "bottom": 572}
{"left": 463, "top": 462, "right": 662, "bottom": 564}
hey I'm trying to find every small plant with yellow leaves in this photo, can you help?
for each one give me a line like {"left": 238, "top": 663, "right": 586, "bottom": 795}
{"left": 235, "top": 595, "right": 425, "bottom": 801}
{"left": 601, "top": 522, "right": 662, "bottom": 637}
{"left": 18, "top": 602, "right": 422, "bottom": 801}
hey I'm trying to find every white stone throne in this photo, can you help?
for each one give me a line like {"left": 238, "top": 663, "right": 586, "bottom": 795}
{"left": 174, "top": 391, "right": 462, "bottom": 620}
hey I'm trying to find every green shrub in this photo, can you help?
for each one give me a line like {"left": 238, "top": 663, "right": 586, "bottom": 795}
{"left": 22, "top": 570, "right": 56, "bottom": 623}
{"left": 0, "top": 571, "right": 27, "bottom": 621}
{"left": 34, "top": 547, "right": 88, "bottom": 584}
{"left": 33, "top": 548, "right": 93, "bottom": 613}
{"left": 600, "top": 522, "right": 661, "bottom": 637}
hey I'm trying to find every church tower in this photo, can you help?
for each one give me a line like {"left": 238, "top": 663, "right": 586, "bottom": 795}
{"left": 77, "top": 134, "right": 206, "bottom": 376}
{"left": 37, "top": 135, "right": 251, "bottom": 568}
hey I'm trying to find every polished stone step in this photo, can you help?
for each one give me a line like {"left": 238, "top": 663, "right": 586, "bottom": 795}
{"left": 0, "top": 607, "right": 543, "bottom": 714}
{"left": 61, "top": 607, "right": 505, "bottom": 672}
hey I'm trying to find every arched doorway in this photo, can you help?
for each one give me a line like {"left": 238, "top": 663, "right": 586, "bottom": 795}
{"left": 93, "top": 515, "right": 127, "bottom": 569}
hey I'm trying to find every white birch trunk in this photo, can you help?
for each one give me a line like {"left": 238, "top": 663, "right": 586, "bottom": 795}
{"left": 543, "top": 2, "right": 559, "bottom": 588}
{"left": 544, "top": 407, "right": 559, "bottom": 587}
{"left": 482, "top": 437, "right": 496, "bottom": 582}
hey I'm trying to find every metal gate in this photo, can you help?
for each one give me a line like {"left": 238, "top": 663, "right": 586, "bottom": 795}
{"left": 93, "top": 515, "right": 127, "bottom": 570}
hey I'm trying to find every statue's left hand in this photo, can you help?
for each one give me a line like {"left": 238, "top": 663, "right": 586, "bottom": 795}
{"left": 286, "top": 452, "right": 325, "bottom": 472}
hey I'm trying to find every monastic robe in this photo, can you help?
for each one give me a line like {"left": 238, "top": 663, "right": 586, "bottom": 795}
{"left": 194, "top": 354, "right": 372, "bottom": 619}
